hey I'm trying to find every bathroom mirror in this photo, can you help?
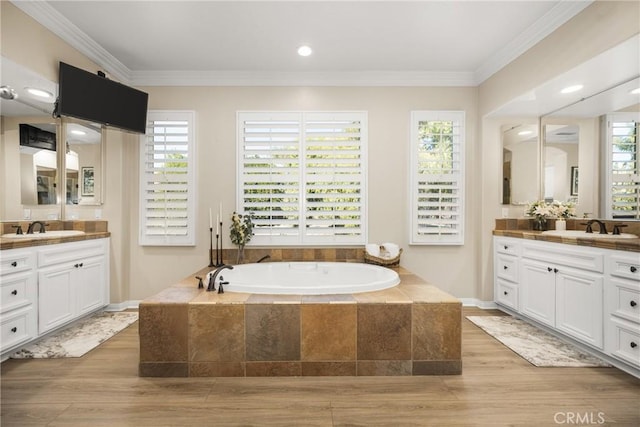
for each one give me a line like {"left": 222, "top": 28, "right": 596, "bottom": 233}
{"left": 19, "top": 122, "right": 59, "bottom": 206}
{"left": 62, "top": 119, "right": 104, "bottom": 206}
{"left": 501, "top": 122, "right": 539, "bottom": 205}
{"left": 542, "top": 123, "right": 579, "bottom": 203}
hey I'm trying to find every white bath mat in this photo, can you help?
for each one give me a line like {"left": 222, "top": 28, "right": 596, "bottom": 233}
{"left": 466, "top": 315, "right": 609, "bottom": 367}
{"left": 11, "top": 311, "right": 138, "bottom": 359}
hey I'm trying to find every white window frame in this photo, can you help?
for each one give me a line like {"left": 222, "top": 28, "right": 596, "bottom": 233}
{"left": 603, "top": 112, "right": 640, "bottom": 220}
{"left": 237, "top": 111, "right": 367, "bottom": 246}
{"left": 139, "top": 110, "right": 196, "bottom": 246}
{"left": 409, "top": 110, "right": 465, "bottom": 245}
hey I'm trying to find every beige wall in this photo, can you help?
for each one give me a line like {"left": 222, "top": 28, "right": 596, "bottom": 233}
{"left": 2, "top": 1, "right": 639, "bottom": 304}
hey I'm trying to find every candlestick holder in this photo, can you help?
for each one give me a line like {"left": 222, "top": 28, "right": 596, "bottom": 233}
{"left": 208, "top": 227, "right": 215, "bottom": 267}
{"left": 219, "top": 221, "right": 224, "bottom": 265}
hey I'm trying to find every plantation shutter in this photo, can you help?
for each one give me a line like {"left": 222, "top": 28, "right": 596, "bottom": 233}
{"left": 139, "top": 111, "right": 196, "bottom": 246}
{"left": 410, "top": 111, "right": 465, "bottom": 245}
{"left": 605, "top": 113, "right": 640, "bottom": 220}
{"left": 238, "top": 112, "right": 302, "bottom": 244}
{"left": 237, "top": 111, "right": 367, "bottom": 245}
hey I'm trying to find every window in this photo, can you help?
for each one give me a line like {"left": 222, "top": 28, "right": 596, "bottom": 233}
{"left": 237, "top": 111, "right": 367, "bottom": 245}
{"left": 409, "top": 111, "right": 465, "bottom": 245}
{"left": 139, "top": 111, "right": 196, "bottom": 246}
{"left": 604, "top": 113, "right": 639, "bottom": 220}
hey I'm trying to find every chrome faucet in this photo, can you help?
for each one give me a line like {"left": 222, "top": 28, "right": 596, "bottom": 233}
{"left": 26, "top": 221, "right": 47, "bottom": 234}
{"left": 584, "top": 219, "right": 608, "bottom": 234}
{"left": 207, "top": 264, "right": 234, "bottom": 292}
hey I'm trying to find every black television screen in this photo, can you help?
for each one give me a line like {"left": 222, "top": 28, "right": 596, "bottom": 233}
{"left": 57, "top": 62, "right": 148, "bottom": 134}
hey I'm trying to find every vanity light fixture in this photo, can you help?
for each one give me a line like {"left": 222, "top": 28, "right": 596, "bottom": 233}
{"left": 297, "top": 45, "right": 313, "bottom": 57}
{"left": 560, "top": 84, "right": 583, "bottom": 94}
{"left": 25, "top": 87, "right": 54, "bottom": 100}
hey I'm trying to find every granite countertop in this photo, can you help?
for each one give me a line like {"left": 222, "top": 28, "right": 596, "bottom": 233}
{"left": 493, "top": 229, "right": 640, "bottom": 252}
{"left": 0, "top": 220, "right": 110, "bottom": 250}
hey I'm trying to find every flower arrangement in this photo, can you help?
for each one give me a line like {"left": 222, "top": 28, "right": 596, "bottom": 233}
{"left": 526, "top": 200, "right": 576, "bottom": 219}
{"left": 230, "top": 211, "right": 254, "bottom": 247}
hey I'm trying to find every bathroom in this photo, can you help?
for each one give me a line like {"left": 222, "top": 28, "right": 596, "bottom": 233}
{"left": 1, "top": 1, "right": 639, "bottom": 424}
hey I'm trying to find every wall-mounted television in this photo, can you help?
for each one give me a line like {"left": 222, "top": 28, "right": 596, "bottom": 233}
{"left": 57, "top": 62, "right": 148, "bottom": 134}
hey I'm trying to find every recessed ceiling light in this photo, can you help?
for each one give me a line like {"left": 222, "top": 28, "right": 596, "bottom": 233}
{"left": 297, "top": 45, "right": 312, "bottom": 57}
{"left": 25, "top": 87, "right": 53, "bottom": 99}
{"left": 70, "top": 130, "right": 86, "bottom": 136}
{"left": 560, "top": 84, "right": 583, "bottom": 94}
{"left": 518, "top": 130, "right": 533, "bottom": 136}
{"left": 631, "top": 88, "right": 640, "bottom": 95}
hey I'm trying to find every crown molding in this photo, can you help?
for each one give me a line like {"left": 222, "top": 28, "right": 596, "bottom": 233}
{"left": 473, "top": 0, "right": 593, "bottom": 84}
{"left": 14, "top": 0, "right": 591, "bottom": 88}
{"left": 10, "top": 0, "right": 132, "bottom": 83}
{"left": 129, "top": 70, "right": 477, "bottom": 87}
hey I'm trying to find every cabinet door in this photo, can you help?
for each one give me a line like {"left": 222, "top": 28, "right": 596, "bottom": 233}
{"left": 38, "top": 266, "right": 76, "bottom": 334}
{"left": 77, "top": 256, "right": 106, "bottom": 316}
{"left": 520, "top": 259, "right": 556, "bottom": 327}
{"left": 556, "top": 269, "right": 604, "bottom": 349}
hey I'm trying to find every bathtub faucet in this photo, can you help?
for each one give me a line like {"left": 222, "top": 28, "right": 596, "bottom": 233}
{"left": 207, "top": 264, "right": 234, "bottom": 292}
{"left": 257, "top": 255, "right": 271, "bottom": 263}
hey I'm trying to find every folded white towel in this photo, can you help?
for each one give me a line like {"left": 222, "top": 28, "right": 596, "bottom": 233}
{"left": 365, "top": 243, "right": 380, "bottom": 257}
{"left": 381, "top": 243, "right": 400, "bottom": 259}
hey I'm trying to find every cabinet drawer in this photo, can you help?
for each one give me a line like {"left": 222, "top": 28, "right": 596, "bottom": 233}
{"left": 608, "top": 318, "right": 640, "bottom": 368}
{"left": 0, "top": 250, "right": 35, "bottom": 276}
{"left": 496, "top": 254, "right": 519, "bottom": 282}
{"left": 37, "top": 239, "right": 106, "bottom": 268}
{"left": 495, "top": 238, "right": 520, "bottom": 256}
{"left": 609, "top": 254, "right": 640, "bottom": 282}
{"left": 496, "top": 279, "right": 518, "bottom": 310}
{"left": 1, "top": 307, "right": 36, "bottom": 352}
{"left": 0, "top": 271, "right": 36, "bottom": 314}
{"left": 522, "top": 241, "right": 604, "bottom": 273}
{"left": 610, "top": 279, "right": 640, "bottom": 324}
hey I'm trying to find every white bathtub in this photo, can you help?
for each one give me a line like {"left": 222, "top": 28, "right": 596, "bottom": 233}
{"left": 215, "top": 262, "right": 400, "bottom": 295}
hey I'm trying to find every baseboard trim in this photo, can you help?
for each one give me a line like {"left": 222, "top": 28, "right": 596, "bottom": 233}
{"left": 105, "top": 300, "right": 141, "bottom": 311}
{"left": 460, "top": 298, "right": 498, "bottom": 309}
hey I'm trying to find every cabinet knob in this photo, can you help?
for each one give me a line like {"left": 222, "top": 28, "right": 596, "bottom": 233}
{"left": 10, "top": 327, "right": 17, "bottom": 333}
{"left": 503, "top": 291, "right": 508, "bottom": 296}
{"left": 504, "top": 245, "right": 508, "bottom": 250}
{"left": 74, "top": 263, "right": 84, "bottom": 268}
{"left": 548, "top": 267, "right": 552, "bottom": 272}
{"left": 631, "top": 301, "right": 637, "bottom": 307}
{"left": 631, "top": 266, "right": 638, "bottom": 273}
{"left": 631, "top": 342, "right": 638, "bottom": 349}
{"left": 503, "top": 265, "right": 508, "bottom": 270}
{"left": 11, "top": 290, "right": 17, "bottom": 296}
{"left": 554, "top": 268, "right": 559, "bottom": 273}
{"left": 11, "top": 261, "right": 17, "bottom": 267}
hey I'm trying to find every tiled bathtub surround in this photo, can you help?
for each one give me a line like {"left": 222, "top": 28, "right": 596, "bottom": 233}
{"left": 139, "top": 266, "right": 462, "bottom": 377}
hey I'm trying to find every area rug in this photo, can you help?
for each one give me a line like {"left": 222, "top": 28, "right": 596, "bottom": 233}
{"left": 466, "top": 315, "right": 609, "bottom": 367}
{"left": 11, "top": 311, "right": 138, "bottom": 359}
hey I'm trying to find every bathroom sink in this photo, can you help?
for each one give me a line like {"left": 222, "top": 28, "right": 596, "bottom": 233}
{"left": 1, "top": 230, "right": 86, "bottom": 239}
{"left": 542, "top": 230, "right": 639, "bottom": 239}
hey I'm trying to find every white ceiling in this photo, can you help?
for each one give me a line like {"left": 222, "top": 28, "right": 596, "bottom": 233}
{"left": 12, "top": 0, "right": 592, "bottom": 86}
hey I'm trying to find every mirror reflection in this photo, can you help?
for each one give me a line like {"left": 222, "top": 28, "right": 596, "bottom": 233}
{"left": 501, "top": 123, "right": 538, "bottom": 205}
{"left": 543, "top": 124, "right": 579, "bottom": 204}
{"left": 64, "top": 121, "right": 102, "bottom": 205}
{"left": 19, "top": 123, "right": 58, "bottom": 205}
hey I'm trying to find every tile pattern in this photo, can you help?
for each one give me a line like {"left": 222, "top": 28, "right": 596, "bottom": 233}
{"left": 139, "top": 254, "right": 462, "bottom": 377}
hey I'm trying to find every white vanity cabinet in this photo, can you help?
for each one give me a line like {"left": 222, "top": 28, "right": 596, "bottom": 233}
{"left": 494, "top": 237, "right": 520, "bottom": 310}
{"left": 520, "top": 241, "right": 604, "bottom": 348}
{"left": 0, "top": 249, "right": 37, "bottom": 353}
{"left": 605, "top": 251, "right": 640, "bottom": 368}
{"left": 37, "top": 239, "right": 109, "bottom": 334}
{"left": 0, "top": 238, "right": 109, "bottom": 358}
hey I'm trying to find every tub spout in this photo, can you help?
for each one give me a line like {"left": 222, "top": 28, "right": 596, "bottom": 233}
{"left": 257, "top": 255, "right": 271, "bottom": 263}
{"left": 207, "top": 264, "right": 234, "bottom": 292}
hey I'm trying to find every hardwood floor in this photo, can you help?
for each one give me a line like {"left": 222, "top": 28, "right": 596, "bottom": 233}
{"left": 2, "top": 307, "right": 639, "bottom": 426}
